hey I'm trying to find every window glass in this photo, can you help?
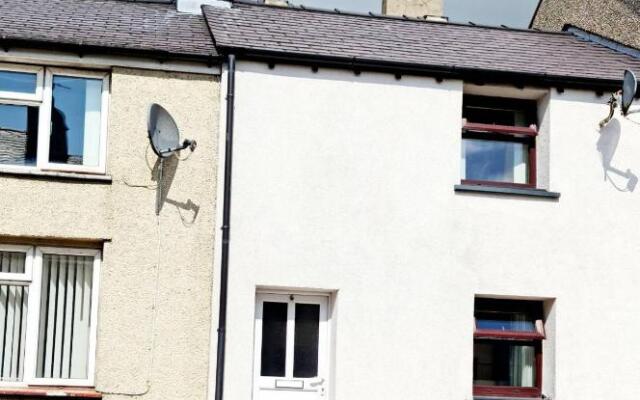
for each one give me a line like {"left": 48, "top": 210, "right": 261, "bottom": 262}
{"left": 50, "top": 76, "right": 102, "bottom": 167}
{"left": 476, "top": 311, "right": 536, "bottom": 332}
{"left": 0, "top": 104, "right": 39, "bottom": 166}
{"left": 0, "top": 283, "right": 28, "bottom": 382}
{"left": 261, "top": 302, "right": 288, "bottom": 377}
{"left": 0, "top": 251, "right": 26, "bottom": 274}
{"left": 474, "top": 341, "right": 536, "bottom": 387}
{"left": 463, "top": 95, "right": 537, "bottom": 127}
{"left": 36, "top": 254, "right": 94, "bottom": 380}
{"left": 293, "top": 303, "right": 320, "bottom": 378}
{"left": 462, "top": 139, "right": 528, "bottom": 184}
{"left": 0, "top": 70, "right": 37, "bottom": 94}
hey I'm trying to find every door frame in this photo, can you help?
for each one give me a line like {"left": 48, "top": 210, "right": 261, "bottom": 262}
{"left": 253, "top": 290, "right": 332, "bottom": 399}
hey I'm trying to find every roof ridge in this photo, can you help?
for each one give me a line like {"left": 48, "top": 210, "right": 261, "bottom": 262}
{"left": 229, "top": 0, "right": 571, "bottom": 36}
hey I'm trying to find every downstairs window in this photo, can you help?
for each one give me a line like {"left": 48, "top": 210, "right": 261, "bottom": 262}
{"left": 473, "top": 298, "right": 545, "bottom": 398}
{"left": 0, "top": 244, "right": 100, "bottom": 387}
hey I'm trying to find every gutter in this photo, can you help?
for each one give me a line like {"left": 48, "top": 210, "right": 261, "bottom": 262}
{"left": 217, "top": 47, "right": 626, "bottom": 93}
{"left": 214, "top": 53, "right": 235, "bottom": 400}
{"left": 0, "top": 38, "right": 221, "bottom": 66}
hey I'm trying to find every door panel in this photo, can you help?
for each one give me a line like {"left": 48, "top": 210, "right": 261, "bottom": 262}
{"left": 254, "top": 293, "right": 329, "bottom": 400}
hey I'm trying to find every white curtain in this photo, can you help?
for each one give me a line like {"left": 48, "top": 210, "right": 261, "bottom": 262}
{"left": 510, "top": 345, "right": 535, "bottom": 387}
{"left": 36, "top": 254, "right": 93, "bottom": 380}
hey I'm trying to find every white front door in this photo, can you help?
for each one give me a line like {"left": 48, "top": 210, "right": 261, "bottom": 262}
{"left": 253, "top": 293, "right": 329, "bottom": 400}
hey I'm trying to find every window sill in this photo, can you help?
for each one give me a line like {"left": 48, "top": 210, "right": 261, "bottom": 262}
{"left": 0, "top": 168, "right": 112, "bottom": 184}
{"left": 0, "top": 387, "right": 101, "bottom": 398}
{"left": 455, "top": 184, "right": 560, "bottom": 199}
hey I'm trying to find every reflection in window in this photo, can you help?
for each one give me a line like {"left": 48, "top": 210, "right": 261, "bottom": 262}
{"left": 462, "top": 138, "right": 528, "bottom": 184}
{"left": 0, "top": 104, "right": 39, "bottom": 166}
{"left": 50, "top": 76, "right": 102, "bottom": 166}
{"left": 0, "top": 71, "right": 37, "bottom": 94}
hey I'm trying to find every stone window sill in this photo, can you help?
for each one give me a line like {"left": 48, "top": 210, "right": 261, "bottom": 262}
{"left": 0, "top": 387, "right": 101, "bottom": 398}
{"left": 455, "top": 184, "right": 560, "bottom": 199}
{"left": 0, "top": 168, "right": 112, "bottom": 184}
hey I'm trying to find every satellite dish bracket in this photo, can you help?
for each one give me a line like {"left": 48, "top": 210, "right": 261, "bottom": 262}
{"left": 156, "top": 139, "right": 197, "bottom": 158}
{"left": 600, "top": 70, "right": 637, "bottom": 127}
{"left": 599, "top": 92, "right": 619, "bottom": 128}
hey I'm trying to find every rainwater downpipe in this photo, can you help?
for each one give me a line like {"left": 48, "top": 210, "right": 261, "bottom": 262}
{"left": 214, "top": 53, "right": 235, "bottom": 400}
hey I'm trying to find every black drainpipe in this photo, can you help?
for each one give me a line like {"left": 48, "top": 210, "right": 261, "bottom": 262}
{"left": 214, "top": 53, "right": 236, "bottom": 400}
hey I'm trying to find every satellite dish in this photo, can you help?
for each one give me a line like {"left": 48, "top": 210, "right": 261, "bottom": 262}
{"left": 621, "top": 69, "right": 637, "bottom": 116}
{"left": 148, "top": 103, "right": 196, "bottom": 158}
{"left": 147, "top": 103, "right": 197, "bottom": 215}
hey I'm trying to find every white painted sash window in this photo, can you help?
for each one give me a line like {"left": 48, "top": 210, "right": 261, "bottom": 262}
{"left": 0, "top": 63, "right": 109, "bottom": 174}
{"left": 0, "top": 245, "right": 100, "bottom": 387}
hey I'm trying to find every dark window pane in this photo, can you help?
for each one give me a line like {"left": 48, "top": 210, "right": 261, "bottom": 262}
{"left": 0, "top": 104, "right": 39, "bottom": 166}
{"left": 50, "top": 76, "right": 102, "bottom": 166}
{"left": 293, "top": 304, "right": 319, "bottom": 378}
{"left": 0, "top": 70, "right": 37, "bottom": 94}
{"left": 474, "top": 340, "right": 536, "bottom": 387}
{"left": 463, "top": 139, "right": 529, "bottom": 184}
{"left": 463, "top": 95, "right": 537, "bottom": 127}
{"left": 261, "top": 302, "right": 288, "bottom": 377}
{"left": 465, "top": 106, "right": 517, "bottom": 126}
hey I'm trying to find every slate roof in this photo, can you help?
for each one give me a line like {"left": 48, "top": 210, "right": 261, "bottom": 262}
{"left": 203, "top": 1, "right": 640, "bottom": 86}
{"left": 0, "top": 0, "right": 217, "bottom": 60}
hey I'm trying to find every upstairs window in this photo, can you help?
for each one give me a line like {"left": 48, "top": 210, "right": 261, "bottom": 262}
{"left": 473, "top": 298, "right": 545, "bottom": 398}
{"left": 0, "top": 64, "right": 109, "bottom": 174}
{"left": 461, "top": 95, "right": 538, "bottom": 188}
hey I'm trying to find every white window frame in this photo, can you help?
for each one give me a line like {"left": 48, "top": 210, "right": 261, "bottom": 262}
{"left": 0, "top": 63, "right": 109, "bottom": 175}
{"left": 0, "top": 245, "right": 101, "bottom": 388}
{"left": 37, "top": 68, "right": 110, "bottom": 174}
{"left": 0, "top": 244, "right": 34, "bottom": 283}
{"left": 0, "top": 63, "right": 44, "bottom": 102}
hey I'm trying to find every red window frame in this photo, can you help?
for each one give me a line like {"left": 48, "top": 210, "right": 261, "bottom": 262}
{"left": 473, "top": 300, "right": 545, "bottom": 398}
{"left": 461, "top": 121, "right": 538, "bottom": 190}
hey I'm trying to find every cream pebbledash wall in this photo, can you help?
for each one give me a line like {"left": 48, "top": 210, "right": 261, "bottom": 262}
{"left": 220, "top": 61, "right": 640, "bottom": 400}
{"left": 0, "top": 67, "right": 219, "bottom": 399}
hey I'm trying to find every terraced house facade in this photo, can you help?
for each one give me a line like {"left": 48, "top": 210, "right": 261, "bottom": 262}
{"left": 0, "top": 0, "right": 220, "bottom": 398}
{"left": 1, "top": 1, "right": 640, "bottom": 400}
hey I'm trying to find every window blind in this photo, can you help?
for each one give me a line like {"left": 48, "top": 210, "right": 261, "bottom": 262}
{"left": 36, "top": 254, "right": 93, "bottom": 380}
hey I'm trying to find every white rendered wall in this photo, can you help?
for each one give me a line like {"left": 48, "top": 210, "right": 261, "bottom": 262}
{"left": 221, "top": 61, "right": 640, "bottom": 400}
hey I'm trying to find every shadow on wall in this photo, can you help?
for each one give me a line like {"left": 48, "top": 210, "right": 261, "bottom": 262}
{"left": 152, "top": 153, "right": 200, "bottom": 224}
{"left": 597, "top": 118, "right": 638, "bottom": 192}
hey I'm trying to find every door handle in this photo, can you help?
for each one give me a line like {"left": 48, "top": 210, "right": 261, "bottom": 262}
{"left": 309, "top": 378, "right": 325, "bottom": 387}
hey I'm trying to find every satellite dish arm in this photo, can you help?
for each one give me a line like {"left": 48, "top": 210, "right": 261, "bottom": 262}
{"left": 158, "top": 139, "right": 197, "bottom": 157}
{"left": 599, "top": 92, "right": 619, "bottom": 128}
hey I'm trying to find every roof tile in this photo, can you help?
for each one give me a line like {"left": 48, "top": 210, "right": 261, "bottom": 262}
{"left": 0, "top": 0, "right": 216, "bottom": 58}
